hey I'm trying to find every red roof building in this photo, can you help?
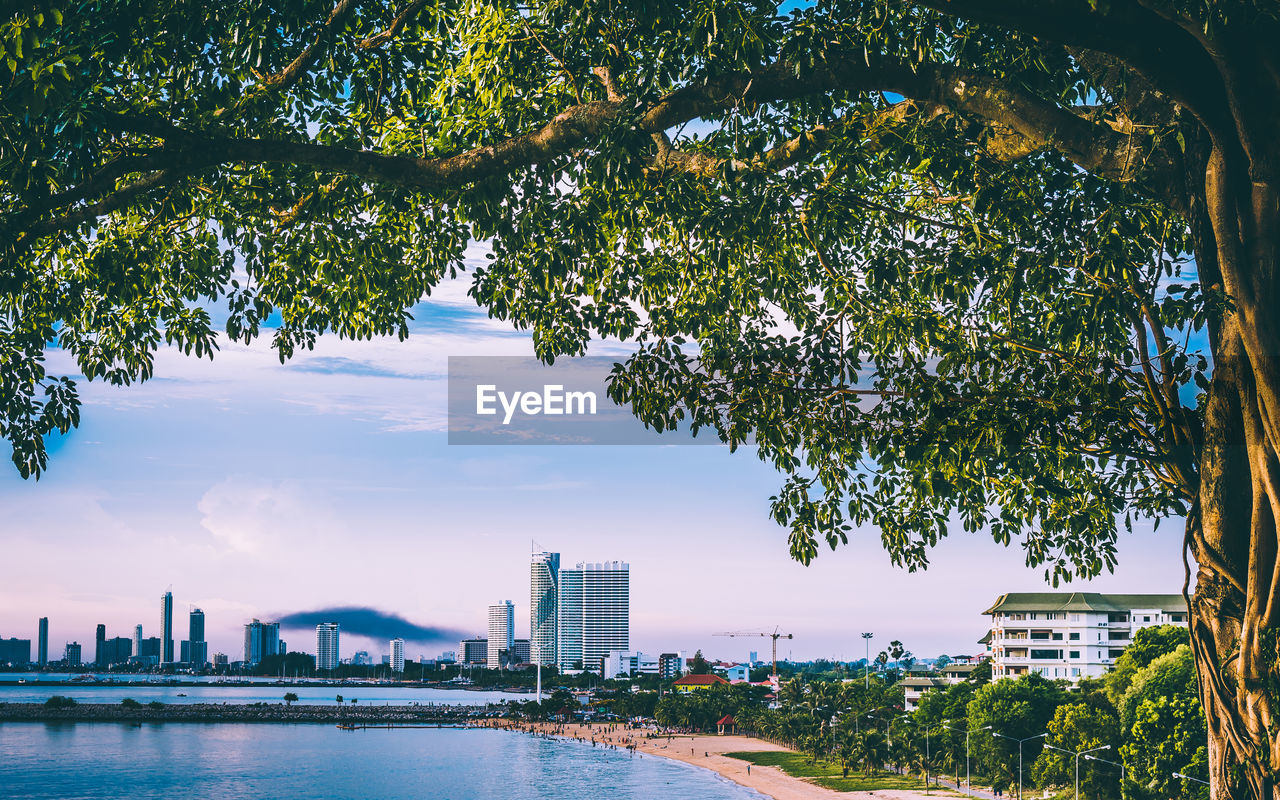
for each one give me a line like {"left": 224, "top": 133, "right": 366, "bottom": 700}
{"left": 672, "top": 673, "right": 730, "bottom": 693}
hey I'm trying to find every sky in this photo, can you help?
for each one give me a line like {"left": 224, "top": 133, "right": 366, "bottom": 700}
{"left": 0, "top": 247, "right": 1189, "bottom": 666}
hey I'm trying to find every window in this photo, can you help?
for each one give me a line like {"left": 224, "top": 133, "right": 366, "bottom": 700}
{"left": 1031, "top": 649, "right": 1062, "bottom": 660}
{"left": 1109, "top": 649, "right": 1125, "bottom": 659}
{"left": 1070, "top": 614, "right": 1081, "bottom": 622}
{"left": 1069, "top": 633, "right": 1080, "bottom": 641}
{"left": 1143, "top": 616, "right": 1151, "bottom": 622}
{"left": 1072, "top": 668, "right": 1081, "bottom": 677}
{"left": 1170, "top": 613, "right": 1186, "bottom": 622}
{"left": 1069, "top": 651, "right": 1080, "bottom": 659}
{"left": 1053, "top": 633, "right": 1064, "bottom": 641}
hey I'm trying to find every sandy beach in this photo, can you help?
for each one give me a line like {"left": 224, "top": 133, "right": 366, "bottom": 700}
{"left": 478, "top": 719, "right": 947, "bottom": 800}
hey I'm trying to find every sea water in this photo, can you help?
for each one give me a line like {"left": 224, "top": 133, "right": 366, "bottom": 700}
{"left": 0, "top": 723, "right": 768, "bottom": 800}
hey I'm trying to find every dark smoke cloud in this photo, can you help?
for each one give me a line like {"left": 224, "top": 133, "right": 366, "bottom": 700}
{"left": 275, "top": 607, "right": 467, "bottom": 643}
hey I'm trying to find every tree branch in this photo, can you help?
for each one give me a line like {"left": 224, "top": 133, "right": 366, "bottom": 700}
{"left": 27, "top": 53, "right": 1166, "bottom": 245}
{"left": 358, "top": 0, "right": 429, "bottom": 49}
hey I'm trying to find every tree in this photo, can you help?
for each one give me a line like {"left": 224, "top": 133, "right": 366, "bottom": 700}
{"left": 283, "top": 692, "right": 298, "bottom": 706}
{"left": 1032, "top": 701, "right": 1122, "bottom": 800}
{"left": 4, "top": 3, "right": 1278, "bottom": 795}
{"left": 689, "top": 650, "right": 712, "bottom": 675}
{"left": 1121, "top": 695, "right": 1209, "bottom": 800}
{"left": 965, "top": 673, "right": 1064, "bottom": 792}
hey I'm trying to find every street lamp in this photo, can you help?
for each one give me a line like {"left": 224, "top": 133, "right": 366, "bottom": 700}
{"left": 1044, "top": 742, "right": 1111, "bottom": 800}
{"left": 1084, "top": 753, "right": 1126, "bottom": 793}
{"left": 941, "top": 720, "right": 992, "bottom": 796}
{"left": 862, "top": 633, "right": 874, "bottom": 688}
{"left": 991, "top": 730, "right": 1048, "bottom": 800}
{"left": 901, "top": 716, "right": 934, "bottom": 793}
{"left": 1173, "top": 772, "right": 1210, "bottom": 786}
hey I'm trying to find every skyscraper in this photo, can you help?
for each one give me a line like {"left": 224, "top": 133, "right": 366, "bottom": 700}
{"left": 390, "top": 638, "right": 405, "bottom": 673}
{"left": 132, "top": 624, "right": 142, "bottom": 657}
{"left": 316, "top": 623, "right": 340, "bottom": 671}
{"left": 64, "top": 641, "right": 82, "bottom": 667}
{"left": 188, "top": 608, "right": 207, "bottom": 667}
{"left": 243, "top": 619, "right": 280, "bottom": 666}
{"left": 37, "top": 617, "right": 48, "bottom": 667}
{"left": 94, "top": 624, "right": 106, "bottom": 667}
{"left": 488, "top": 601, "right": 514, "bottom": 669}
{"left": 160, "top": 591, "right": 174, "bottom": 664}
{"left": 530, "top": 550, "right": 559, "bottom": 667}
{"left": 557, "top": 561, "right": 630, "bottom": 673}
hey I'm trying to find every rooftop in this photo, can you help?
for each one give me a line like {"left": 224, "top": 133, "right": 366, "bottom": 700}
{"left": 673, "top": 673, "right": 730, "bottom": 687}
{"left": 983, "top": 592, "right": 1185, "bottom": 615}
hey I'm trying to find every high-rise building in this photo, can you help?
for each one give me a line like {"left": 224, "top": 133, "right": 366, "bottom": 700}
{"left": 160, "top": 591, "right": 174, "bottom": 664}
{"left": 100, "top": 637, "right": 132, "bottom": 666}
{"left": 512, "top": 639, "right": 531, "bottom": 664}
{"left": 243, "top": 619, "right": 280, "bottom": 666}
{"left": 132, "top": 625, "right": 142, "bottom": 657}
{"left": 37, "top": 617, "right": 48, "bottom": 667}
{"left": 139, "top": 637, "right": 162, "bottom": 660}
{"left": 316, "top": 623, "right": 340, "bottom": 671}
{"left": 488, "top": 601, "right": 514, "bottom": 669}
{"left": 390, "top": 638, "right": 405, "bottom": 673}
{"left": 0, "top": 637, "right": 31, "bottom": 666}
{"left": 94, "top": 624, "right": 106, "bottom": 666}
{"left": 530, "top": 551, "right": 559, "bottom": 667}
{"left": 213, "top": 652, "right": 229, "bottom": 668}
{"left": 557, "top": 561, "right": 630, "bottom": 673}
{"left": 188, "top": 608, "right": 207, "bottom": 667}
{"left": 64, "top": 642, "right": 82, "bottom": 667}
{"left": 459, "top": 638, "right": 488, "bottom": 666}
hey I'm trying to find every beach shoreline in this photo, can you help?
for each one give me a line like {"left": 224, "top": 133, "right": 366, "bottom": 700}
{"left": 477, "top": 719, "right": 947, "bottom": 800}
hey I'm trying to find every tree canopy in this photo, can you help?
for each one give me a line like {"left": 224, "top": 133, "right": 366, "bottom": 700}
{"left": 4, "top": 1, "right": 1280, "bottom": 795}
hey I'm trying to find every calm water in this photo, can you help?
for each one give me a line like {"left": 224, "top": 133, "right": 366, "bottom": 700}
{"left": 0, "top": 681, "right": 517, "bottom": 706}
{"left": 0, "top": 724, "right": 766, "bottom": 800}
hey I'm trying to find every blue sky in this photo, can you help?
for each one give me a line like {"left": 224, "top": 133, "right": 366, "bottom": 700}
{"left": 0, "top": 247, "right": 1188, "bottom": 665}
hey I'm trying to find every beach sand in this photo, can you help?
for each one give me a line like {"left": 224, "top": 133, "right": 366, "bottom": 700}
{"left": 478, "top": 719, "right": 948, "bottom": 800}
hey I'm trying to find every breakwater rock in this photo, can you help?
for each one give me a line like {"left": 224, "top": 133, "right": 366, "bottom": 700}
{"left": 0, "top": 702, "right": 497, "bottom": 724}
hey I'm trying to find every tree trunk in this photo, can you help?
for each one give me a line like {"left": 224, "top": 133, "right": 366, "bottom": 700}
{"left": 1188, "top": 136, "right": 1280, "bottom": 800}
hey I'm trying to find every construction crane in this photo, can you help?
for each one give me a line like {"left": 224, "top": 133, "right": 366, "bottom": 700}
{"left": 714, "top": 627, "right": 794, "bottom": 679}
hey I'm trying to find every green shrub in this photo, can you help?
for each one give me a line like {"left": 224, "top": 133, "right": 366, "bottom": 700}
{"left": 44, "top": 695, "right": 77, "bottom": 708}
{"left": 121, "top": 698, "right": 141, "bottom": 708}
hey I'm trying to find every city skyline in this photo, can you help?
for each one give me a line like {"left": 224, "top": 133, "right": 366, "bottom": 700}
{"left": 1, "top": 516, "right": 1182, "bottom": 666}
{"left": 0, "top": 264, "right": 1187, "bottom": 665}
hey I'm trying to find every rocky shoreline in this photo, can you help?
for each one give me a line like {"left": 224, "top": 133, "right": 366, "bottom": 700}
{"left": 0, "top": 702, "right": 495, "bottom": 724}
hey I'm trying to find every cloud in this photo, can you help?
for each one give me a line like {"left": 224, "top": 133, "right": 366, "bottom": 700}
{"left": 197, "top": 477, "right": 320, "bottom": 554}
{"left": 274, "top": 606, "right": 466, "bottom": 644}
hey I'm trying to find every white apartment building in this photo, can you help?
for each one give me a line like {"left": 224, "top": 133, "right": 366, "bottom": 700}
{"left": 316, "top": 623, "right": 340, "bottom": 672}
{"left": 603, "top": 650, "right": 662, "bottom": 679}
{"left": 984, "top": 592, "right": 1187, "bottom": 681}
{"left": 488, "top": 601, "right": 515, "bottom": 669}
{"left": 390, "top": 638, "right": 404, "bottom": 673}
{"left": 899, "top": 664, "right": 981, "bottom": 711}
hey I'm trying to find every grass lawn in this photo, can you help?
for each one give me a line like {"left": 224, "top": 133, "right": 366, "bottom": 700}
{"left": 723, "top": 751, "right": 964, "bottom": 794}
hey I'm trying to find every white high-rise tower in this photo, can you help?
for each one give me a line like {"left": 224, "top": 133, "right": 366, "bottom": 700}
{"left": 556, "top": 561, "right": 629, "bottom": 673}
{"left": 390, "top": 638, "right": 405, "bottom": 673}
{"left": 530, "top": 550, "right": 560, "bottom": 667}
{"left": 488, "top": 601, "right": 514, "bottom": 669}
{"left": 316, "top": 623, "right": 340, "bottom": 672}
